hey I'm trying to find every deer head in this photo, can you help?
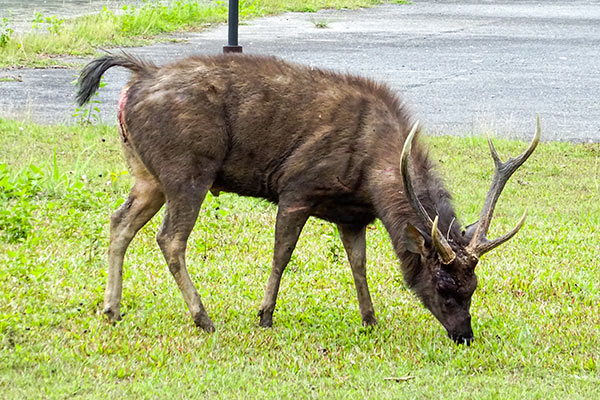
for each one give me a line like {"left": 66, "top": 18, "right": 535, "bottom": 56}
{"left": 400, "top": 117, "right": 540, "bottom": 345}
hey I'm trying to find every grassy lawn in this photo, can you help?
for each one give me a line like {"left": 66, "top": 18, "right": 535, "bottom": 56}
{"left": 0, "top": 0, "right": 395, "bottom": 68}
{"left": 0, "top": 118, "right": 598, "bottom": 398}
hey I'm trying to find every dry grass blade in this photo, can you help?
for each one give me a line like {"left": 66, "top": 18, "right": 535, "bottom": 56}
{"left": 384, "top": 376, "right": 416, "bottom": 383}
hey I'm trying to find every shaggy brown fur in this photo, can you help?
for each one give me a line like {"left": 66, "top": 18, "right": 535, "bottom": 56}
{"left": 77, "top": 53, "right": 534, "bottom": 344}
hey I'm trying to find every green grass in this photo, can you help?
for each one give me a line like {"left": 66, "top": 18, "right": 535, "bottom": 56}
{"left": 311, "top": 18, "right": 330, "bottom": 28}
{"left": 0, "top": 118, "right": 598, "bottom": 398}
{"left": 0, "top": 0, "right": 388, "bottom": 68}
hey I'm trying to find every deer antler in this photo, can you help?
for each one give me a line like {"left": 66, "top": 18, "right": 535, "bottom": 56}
{"left": 400, "top": 122, "right": 432, "bottom": 227}
{"left": 400, "top": 121, "right": 456, "bottom": 264}
{"left": 466, "top": 116, "right": 541, "bottom": 257}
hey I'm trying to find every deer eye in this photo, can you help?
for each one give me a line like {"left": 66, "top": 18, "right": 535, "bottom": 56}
{"left": 444, "top": 298, "right": 457, "bottom": 308}
{"left": 436, "top": 275, "right": 457, "bottom": 294}
{"left": 438, "top": 287, "right": 456, "bottom": 300}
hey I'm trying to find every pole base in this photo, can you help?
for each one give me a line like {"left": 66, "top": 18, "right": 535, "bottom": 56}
{"left": 223, "top": 45, "right": 243, "bottom": 53}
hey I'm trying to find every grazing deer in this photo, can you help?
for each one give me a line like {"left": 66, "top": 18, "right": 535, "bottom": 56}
{"left": 77, "top": 53, "right": 539, "bottom": 344}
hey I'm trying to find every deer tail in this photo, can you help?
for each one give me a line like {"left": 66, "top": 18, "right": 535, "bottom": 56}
{"left": 76, "top": 52, "right": 156, "bottom": 106}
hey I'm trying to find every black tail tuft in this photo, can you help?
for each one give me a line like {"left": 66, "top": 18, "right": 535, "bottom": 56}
{"left": 75, "top": 52, "right": 155, "bottom": 106}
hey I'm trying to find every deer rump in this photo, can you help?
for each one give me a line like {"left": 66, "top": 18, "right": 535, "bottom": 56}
{"left": 77, "top": 53, "right": 539, "bottom": 345}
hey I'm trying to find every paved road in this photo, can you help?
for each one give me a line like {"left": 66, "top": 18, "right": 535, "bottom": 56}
{"left": 1, "top": 0, "right": 599, "bottom": 141}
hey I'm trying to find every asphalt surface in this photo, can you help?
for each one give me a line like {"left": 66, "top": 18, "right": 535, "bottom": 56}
{"left": 1, "top": 0, "right": 599, "bottom": 142}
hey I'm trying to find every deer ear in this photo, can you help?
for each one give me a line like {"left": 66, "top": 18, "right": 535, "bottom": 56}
{"left": 403, "top": 223, "right": 426, "bottom": 255}
{"left": 462, "top": 220, "right": 479, "bottom": 241}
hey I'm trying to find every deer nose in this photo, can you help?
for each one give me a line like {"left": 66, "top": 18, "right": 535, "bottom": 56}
{"left": 449, "top": 331, "right": 474, "bottom": 346}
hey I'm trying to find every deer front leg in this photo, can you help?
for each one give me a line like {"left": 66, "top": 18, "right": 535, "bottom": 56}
{"left": 338, "top": 224, "right": 377, "bottom": 326}
{"left": 104, "top": 179, "right": 164, "bottom": 321}
{"left": 258, "top": 203, "right": 309, "bottom": 327}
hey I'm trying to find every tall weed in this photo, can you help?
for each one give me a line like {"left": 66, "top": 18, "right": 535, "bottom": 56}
{"left": 0, "top": 17, "right": 13, "bottom": 48}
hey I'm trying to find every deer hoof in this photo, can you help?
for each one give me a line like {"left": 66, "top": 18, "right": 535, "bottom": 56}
{"left": 257, "top": 309, "right": 273, "bottom": 328}
{"left": 103, "top": 306, "right": 122, "bottom": 322}
{"left": 363, "top": 317, "right": 377, "bottom": 326}
{"left": 194, "top": 314, "right": 215, "bottom": 333}
{"left": 200, "top": 323, "right": 216, "bottom": 333}
{"left": 362, "top": 315, "right": 378, "bottom": 327}
{"left": 259, "top": 318, "right": 273, "bottom": 328}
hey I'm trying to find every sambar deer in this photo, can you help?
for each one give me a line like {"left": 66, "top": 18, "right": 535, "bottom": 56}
{"left": 77, "top": 53, "right": 539, "bottom": 344}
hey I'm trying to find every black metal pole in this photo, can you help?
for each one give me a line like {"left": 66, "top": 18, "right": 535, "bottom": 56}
{"left": 223, "top": 0, "right": 242, "bottom": 53}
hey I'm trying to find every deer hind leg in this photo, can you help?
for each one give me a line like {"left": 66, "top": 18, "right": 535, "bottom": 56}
{"left": 156, "top": 175, "right": 216, "bottom": 332}
{"left": 258, "top": 203, "right": 310, "bottom": 327}
{"left": 338, "top": 224, "right": 377, "bottom": 326}
{"left": 105, "top": 177, "right": 165, "bottom": 322}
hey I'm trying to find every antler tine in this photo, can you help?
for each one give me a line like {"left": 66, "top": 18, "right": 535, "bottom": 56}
{"left": 400, "top": 121, "right": 433, "bottom": 228}
{"left": 487, "top": 135, "right": 502, "bottom": 168}
{"left": 432, "top": 216, "right": 456, "bottom": 264}
{"left": 468, "top": 116, "right": 541, "bottom": 256}
{"left": 474, "top": 210, "right": 528, "bottom": 255}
